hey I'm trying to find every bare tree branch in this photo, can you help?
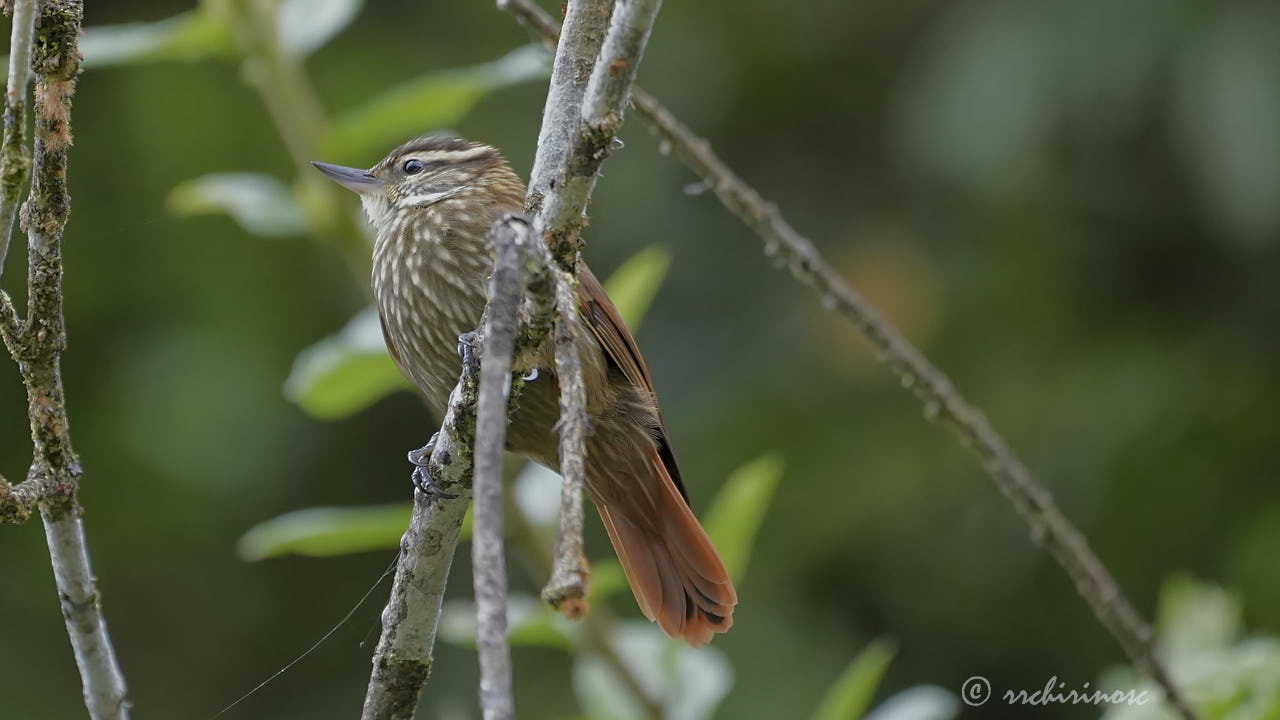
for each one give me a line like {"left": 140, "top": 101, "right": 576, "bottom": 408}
{"left": 0, "top": 1, "right": 133, "bottom": 717}
{"left": 520, "top": 0, "right": 663, "bottom": 269}
{"left": 471, "top": 217, "right": 536, "bottom": 720}
{"left": 497, "top": 2, "right": 1198, "bottom": 719}
{"left": 0, "top": 0, "right": 36, "bottom": 276}
{"left": 516, "top": 0, "right": 611, "bottom": 236}
{"left": 539, "top": 276, "right": 590, "bottom": 616}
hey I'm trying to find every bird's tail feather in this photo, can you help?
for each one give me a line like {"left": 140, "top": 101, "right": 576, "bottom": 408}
{"left": 594, "top": 449, "right": 737, "bottom": 646}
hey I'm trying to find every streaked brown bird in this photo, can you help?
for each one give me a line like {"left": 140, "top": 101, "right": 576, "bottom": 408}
{"left": 313, "top": 136, "right": 736, "bottom": 645}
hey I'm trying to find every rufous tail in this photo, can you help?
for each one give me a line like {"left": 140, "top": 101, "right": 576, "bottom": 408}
{"left": 594, "top": 450, "right": 738, "bottom": 647}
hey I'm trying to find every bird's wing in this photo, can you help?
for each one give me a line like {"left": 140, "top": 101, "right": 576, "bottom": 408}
{"left": 576, "top": 262, "right": 690, "bottom": 503}
{"left": 576, "top": 263, "right": 656, "bottom": 397}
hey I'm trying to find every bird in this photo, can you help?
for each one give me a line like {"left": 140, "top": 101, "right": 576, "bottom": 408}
{"left": 313, "top": 136, "right": 736, "bottom": 646}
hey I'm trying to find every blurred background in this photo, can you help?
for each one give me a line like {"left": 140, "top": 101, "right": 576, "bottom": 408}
{"left": 2, "top": 0, "right": 1278, "bottom": 718}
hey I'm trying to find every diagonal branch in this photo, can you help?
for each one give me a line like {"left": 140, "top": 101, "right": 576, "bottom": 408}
{"left": 359, "top": 371, "right": 478, "bottom": 720}
{"left": 498, "top": 2, "right": 1197, "bottom": 719}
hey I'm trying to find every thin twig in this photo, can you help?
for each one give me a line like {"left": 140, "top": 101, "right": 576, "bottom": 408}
{"left": 540, "top": 275, "right": 591, "bottom": 615}
{"left": 0, "top": 0, "right": 36, "bottom": 277}
{"left": 498, "top": 2, "right": 1198, "bottom": 718}
{"left": 472, "top": 217, "right": 537, "bottom": 720}
{"left": 0, "top": 1, "right": 133, "bottom": 717}
{"left": 0, "top": 474, "right": 40, "bottom": 524}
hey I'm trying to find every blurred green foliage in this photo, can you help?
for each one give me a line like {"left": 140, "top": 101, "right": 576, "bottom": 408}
{"left": 2, "top": 0, "right": 1278, "bottom": 718}
{"left": 1103, "top": 576, "right": 1280, "bottom": 720}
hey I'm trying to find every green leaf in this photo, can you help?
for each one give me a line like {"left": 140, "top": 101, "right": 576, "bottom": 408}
{"left": 1155, "top": 574, "right": 1242, "bottom": 658}
{"left": 169, "top": 172, "right": 307, "bottom": 238}
{"left": 284, "top": 307, "right": 413, "bottom": 419}
{"left": 601, "top": 246, "right": 672, "bottom": 332}
{"left": 237, "top": 503, "right": 410, "bottom": 560}
{"left": 811, "top": 639, "right": 898, "bottom": 720}
{"left": 78, "top": 11, "right": 235, "bottom": 69}
{"left": 322, "top": 45, "right": 549, "bottom": 163}
{"left": 701, "top": 454, "right": 785, "bottom": 584}
{"left": 277, "top": 0, "right": 364, "bottom": 57}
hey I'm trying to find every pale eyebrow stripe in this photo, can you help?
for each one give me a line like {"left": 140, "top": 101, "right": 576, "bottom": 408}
{"left": 410, "top": 146, "right": 497, "bottom": 165}
{"left": 401, "top": 187, "right": 466, "bottom": 207}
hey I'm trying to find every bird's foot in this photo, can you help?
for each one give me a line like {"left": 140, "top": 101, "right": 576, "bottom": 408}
{"left": 457, "top": 331, "right": 479, "bottom": 383}
{"left": 407, "top": 432, "right": 439, "bottom": 466}
{"left": 411, "top": 467, "right": 458, "bottom": 499}
{"left": 408, "top": 432, "right": 458, "bottom": 499}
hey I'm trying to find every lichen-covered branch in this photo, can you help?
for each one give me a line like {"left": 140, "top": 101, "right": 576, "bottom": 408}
{"left": 0, "top": 473, "right": 40, "bottom": 524}
{"left": 360, "top": 368, "right": 477, "bottom": 720}
{"left": 516, "top": 0, "right": 611, "bottom": 238}
{"left": 516, "top": 0, "right": 663, "bottom": 268}
{"left": 0, "top": 1, "right": 133, "bottom": 718}
{"left": 0, "top": 0, "right": 36, "bottom": 276}
{"left": 499, "top": 2, "right": 1197, "bottom": 719}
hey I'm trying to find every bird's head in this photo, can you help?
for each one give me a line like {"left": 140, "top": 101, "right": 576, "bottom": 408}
{"left": 312, "top": 136, "right": 524, "bottom": 232}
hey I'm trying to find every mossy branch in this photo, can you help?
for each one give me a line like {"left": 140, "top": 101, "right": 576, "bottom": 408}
{"left": 0, "top": 1, "right": 132, "bottom": 718}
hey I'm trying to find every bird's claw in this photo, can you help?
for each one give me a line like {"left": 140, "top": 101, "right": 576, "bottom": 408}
{"left": 407, "top": 432, "right": 457, "bottom": 498}
{"left": 411, "top": 466, "right": 459, "bottom": 499}
{"left": 407, "top": 432, "right": 439, "bottom": 466}
{"left": 457, "top": 331, "right": 479, "bottom": 382}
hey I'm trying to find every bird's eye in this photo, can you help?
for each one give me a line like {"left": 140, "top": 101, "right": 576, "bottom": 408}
{"left": 402, "top": 159, "right": 425, "bottom": 175}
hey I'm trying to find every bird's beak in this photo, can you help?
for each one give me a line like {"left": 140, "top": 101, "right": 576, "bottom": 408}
{"left": 311, "top": 161, "right": 380, "bottom": 194}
